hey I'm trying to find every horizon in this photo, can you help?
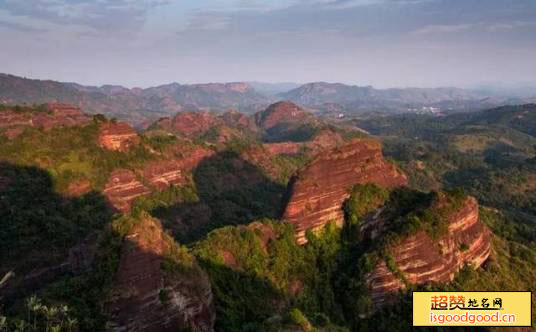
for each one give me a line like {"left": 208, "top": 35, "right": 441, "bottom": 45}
{"left": 1, "top": 0, "right": 535, "bottom": 89}
{"left": 2, "top": 72, "right": 536, "bottom": 93}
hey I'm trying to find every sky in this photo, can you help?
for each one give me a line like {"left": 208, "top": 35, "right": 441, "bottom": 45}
{"left": 0, "top": 0, "right": 535, "bottom": 88}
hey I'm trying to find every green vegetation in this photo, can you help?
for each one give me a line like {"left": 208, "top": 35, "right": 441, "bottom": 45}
{"left": 192, "top": 220, "right": 344, "bottom": 331}
{"left": 344, "top": 183, "right": 390, "bottom": 226}
{"left": 2, "top": 103, "right": 536, "bottom": 331}
{"left": 355, "top": 106, "right": 536, "bottom": 217}
{"left": 0, "top": 118, "right": 158, "bottom": 191}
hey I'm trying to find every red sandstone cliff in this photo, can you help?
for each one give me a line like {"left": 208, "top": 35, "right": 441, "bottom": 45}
{"left": 106, "top": 216, "right": 215, "bottom": 332}
{"left": 103, "top": 169, "right": 151, "bottom": 213}
{"left": 283, "top": 139, "right": 408, "bottom": 244}
{"left": 98, "top": 121, "right": 140, "bottom": 152}
{"left": 143, "top": 161, "right": 186, "bottom": 190}
{"left": 366, "top": 196, "right": 491, "bottom": 307}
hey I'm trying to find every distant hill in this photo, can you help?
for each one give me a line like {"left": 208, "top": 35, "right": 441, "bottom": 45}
{"left": 0, "top": 74, "right": 273, "bottom": 127}
{"left": 279, "top": 82, "right": 536, "bottom": 115}
{"left": 2, "top": 73, "right": 536, "bottom": 128}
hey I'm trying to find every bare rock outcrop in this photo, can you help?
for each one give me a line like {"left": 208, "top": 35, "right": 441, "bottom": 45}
{"left": 283, "top": 139, "right": 408, "bottom": 244}
{"left": 106, "top": 216, "right": 215, "bottom": 332}
{"left": 98, "top": 121, "right": 140, "bottom": 152}
{"left": 366, "top": 196, "right": 491, "bottom": 307}
{"left": 103, "top": 169, "right": 151, "bottom": 213}
{"left": 143, "top": 161, "right": 186, "bottom": 190}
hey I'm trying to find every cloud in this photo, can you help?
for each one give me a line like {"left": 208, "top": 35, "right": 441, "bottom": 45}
{"left": 0, "top": 20, "right": 46, "bottom": 33}
{"left": 0, "top": 0, "right": 169, "bottom": 32}
{"left": 413, "top": 23, "right": 476, "bottom": 34}
{"left": 487, "top": 20, "right": 536, "bottom": 31}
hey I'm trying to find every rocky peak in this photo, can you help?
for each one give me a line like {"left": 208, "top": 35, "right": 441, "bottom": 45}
{"left": 254, "top": 101, "right": 311, "bottom": 130}
{"left": 283, "top": 139, "right": 408, "bottom": 244}
{"left": 98, "top": 121, "right": 140, "bottom": 152}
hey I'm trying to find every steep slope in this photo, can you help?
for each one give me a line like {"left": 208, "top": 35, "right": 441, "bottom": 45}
{"left": 106, "top": 215, "right": 215, "bottom": 332}
{"left": 283, "top": 139, "right": 408, "bottom": 244}
{"left": 364, "top": 195, "right": 491, "bottom": 307}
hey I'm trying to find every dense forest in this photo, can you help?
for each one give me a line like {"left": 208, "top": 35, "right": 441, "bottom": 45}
{"left": 0, "top": 104, "right": 535, "bottom": 331}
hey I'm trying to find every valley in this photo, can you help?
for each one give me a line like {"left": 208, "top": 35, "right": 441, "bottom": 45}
{"left": 0, "top": 100, "right": 534, "bottom": 331}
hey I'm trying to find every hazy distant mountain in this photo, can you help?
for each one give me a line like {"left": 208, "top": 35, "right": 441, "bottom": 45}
{"left": 0, "top": 74, "right": 273, "bottom": 127}
{"left": 2, "top": 73, "right": 535, "bottom": 128}
{"left": 247, "top": 82, "right": 301, "bottom": 96}
{"left": 279, "top": 82, "right": 536, "bottom": 115}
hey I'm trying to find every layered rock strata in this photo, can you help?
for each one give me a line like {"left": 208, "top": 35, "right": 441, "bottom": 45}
{"left": 98, "top": 121, "right": 140, "bottom": 151}
{"left": 103, "top": 169, "right": 151, "bottom": 212}
{"left": 283, "top": 139, "right": 408, "bottom": 244}
{"left": 366, "top": 196, "right": 491, "bottom": 307}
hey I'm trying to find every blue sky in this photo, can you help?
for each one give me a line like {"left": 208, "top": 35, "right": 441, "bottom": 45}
{"left": 0, "top": 0, "right": 535, "bottom": 88}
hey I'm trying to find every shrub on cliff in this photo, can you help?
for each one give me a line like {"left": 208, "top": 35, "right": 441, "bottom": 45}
{"left": 344, "top": 183, "right": 390, "bottom": 226}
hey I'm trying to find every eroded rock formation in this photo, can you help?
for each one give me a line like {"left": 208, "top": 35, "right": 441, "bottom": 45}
{"left": 106, "top": 217, "right": 215, "bottom": 332}
{"left": 283, "top": 139, "right": 408, "bottom": 244}
{"left": 98, "top": 121, "right": 140, "bottom": 152}
{"left": 103, "top": 169, "right": 151, "bottom": 212}
{"left": 143, "top": 161, "right": 185, "bottom": 190}
{"left": 366, "top": 196, "right": 491, "bottom": 307}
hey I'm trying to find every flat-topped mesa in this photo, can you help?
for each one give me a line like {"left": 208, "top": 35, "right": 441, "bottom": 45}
{"left": 366, "top": 196, "right": 492, "bottom": 308}
{"left": 283, "top": 139, "right": 408, "bottom": 244}
{"left": 106, "top": 216, "right": 215, "bottom": 332}
{"left": 98, "top": 121, "right": 140, "bottom": 152}
{"left": 103, "top": 169, "right": 151, "bottom": 213}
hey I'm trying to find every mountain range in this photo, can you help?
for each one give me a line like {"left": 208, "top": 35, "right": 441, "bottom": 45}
{"left": 1, "top": 73, "right": 536, "bottom": 128}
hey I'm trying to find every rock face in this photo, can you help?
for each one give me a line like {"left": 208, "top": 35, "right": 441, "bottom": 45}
{"left": 103, "top": 169, "right": 151, "bottom": 212}
{"left": 283, "top": 139, "right": 408, "bottom": 244}
{"left": 106, "top": 217, "right": 215, "bottom": 332}
{"left": 263, "top": 142, "right": 303, "bottom": 155}
{"left": 0, "top": 103, "right": 91, "bottom": 138}
{"left": 143, "top": 161, "right": 185, "bottom": 190}
{"left": 366, "top": 197, "right": 491, "bottom": 307}
{"left": 98, "top": 122, "right": 140, "bottom": 152}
